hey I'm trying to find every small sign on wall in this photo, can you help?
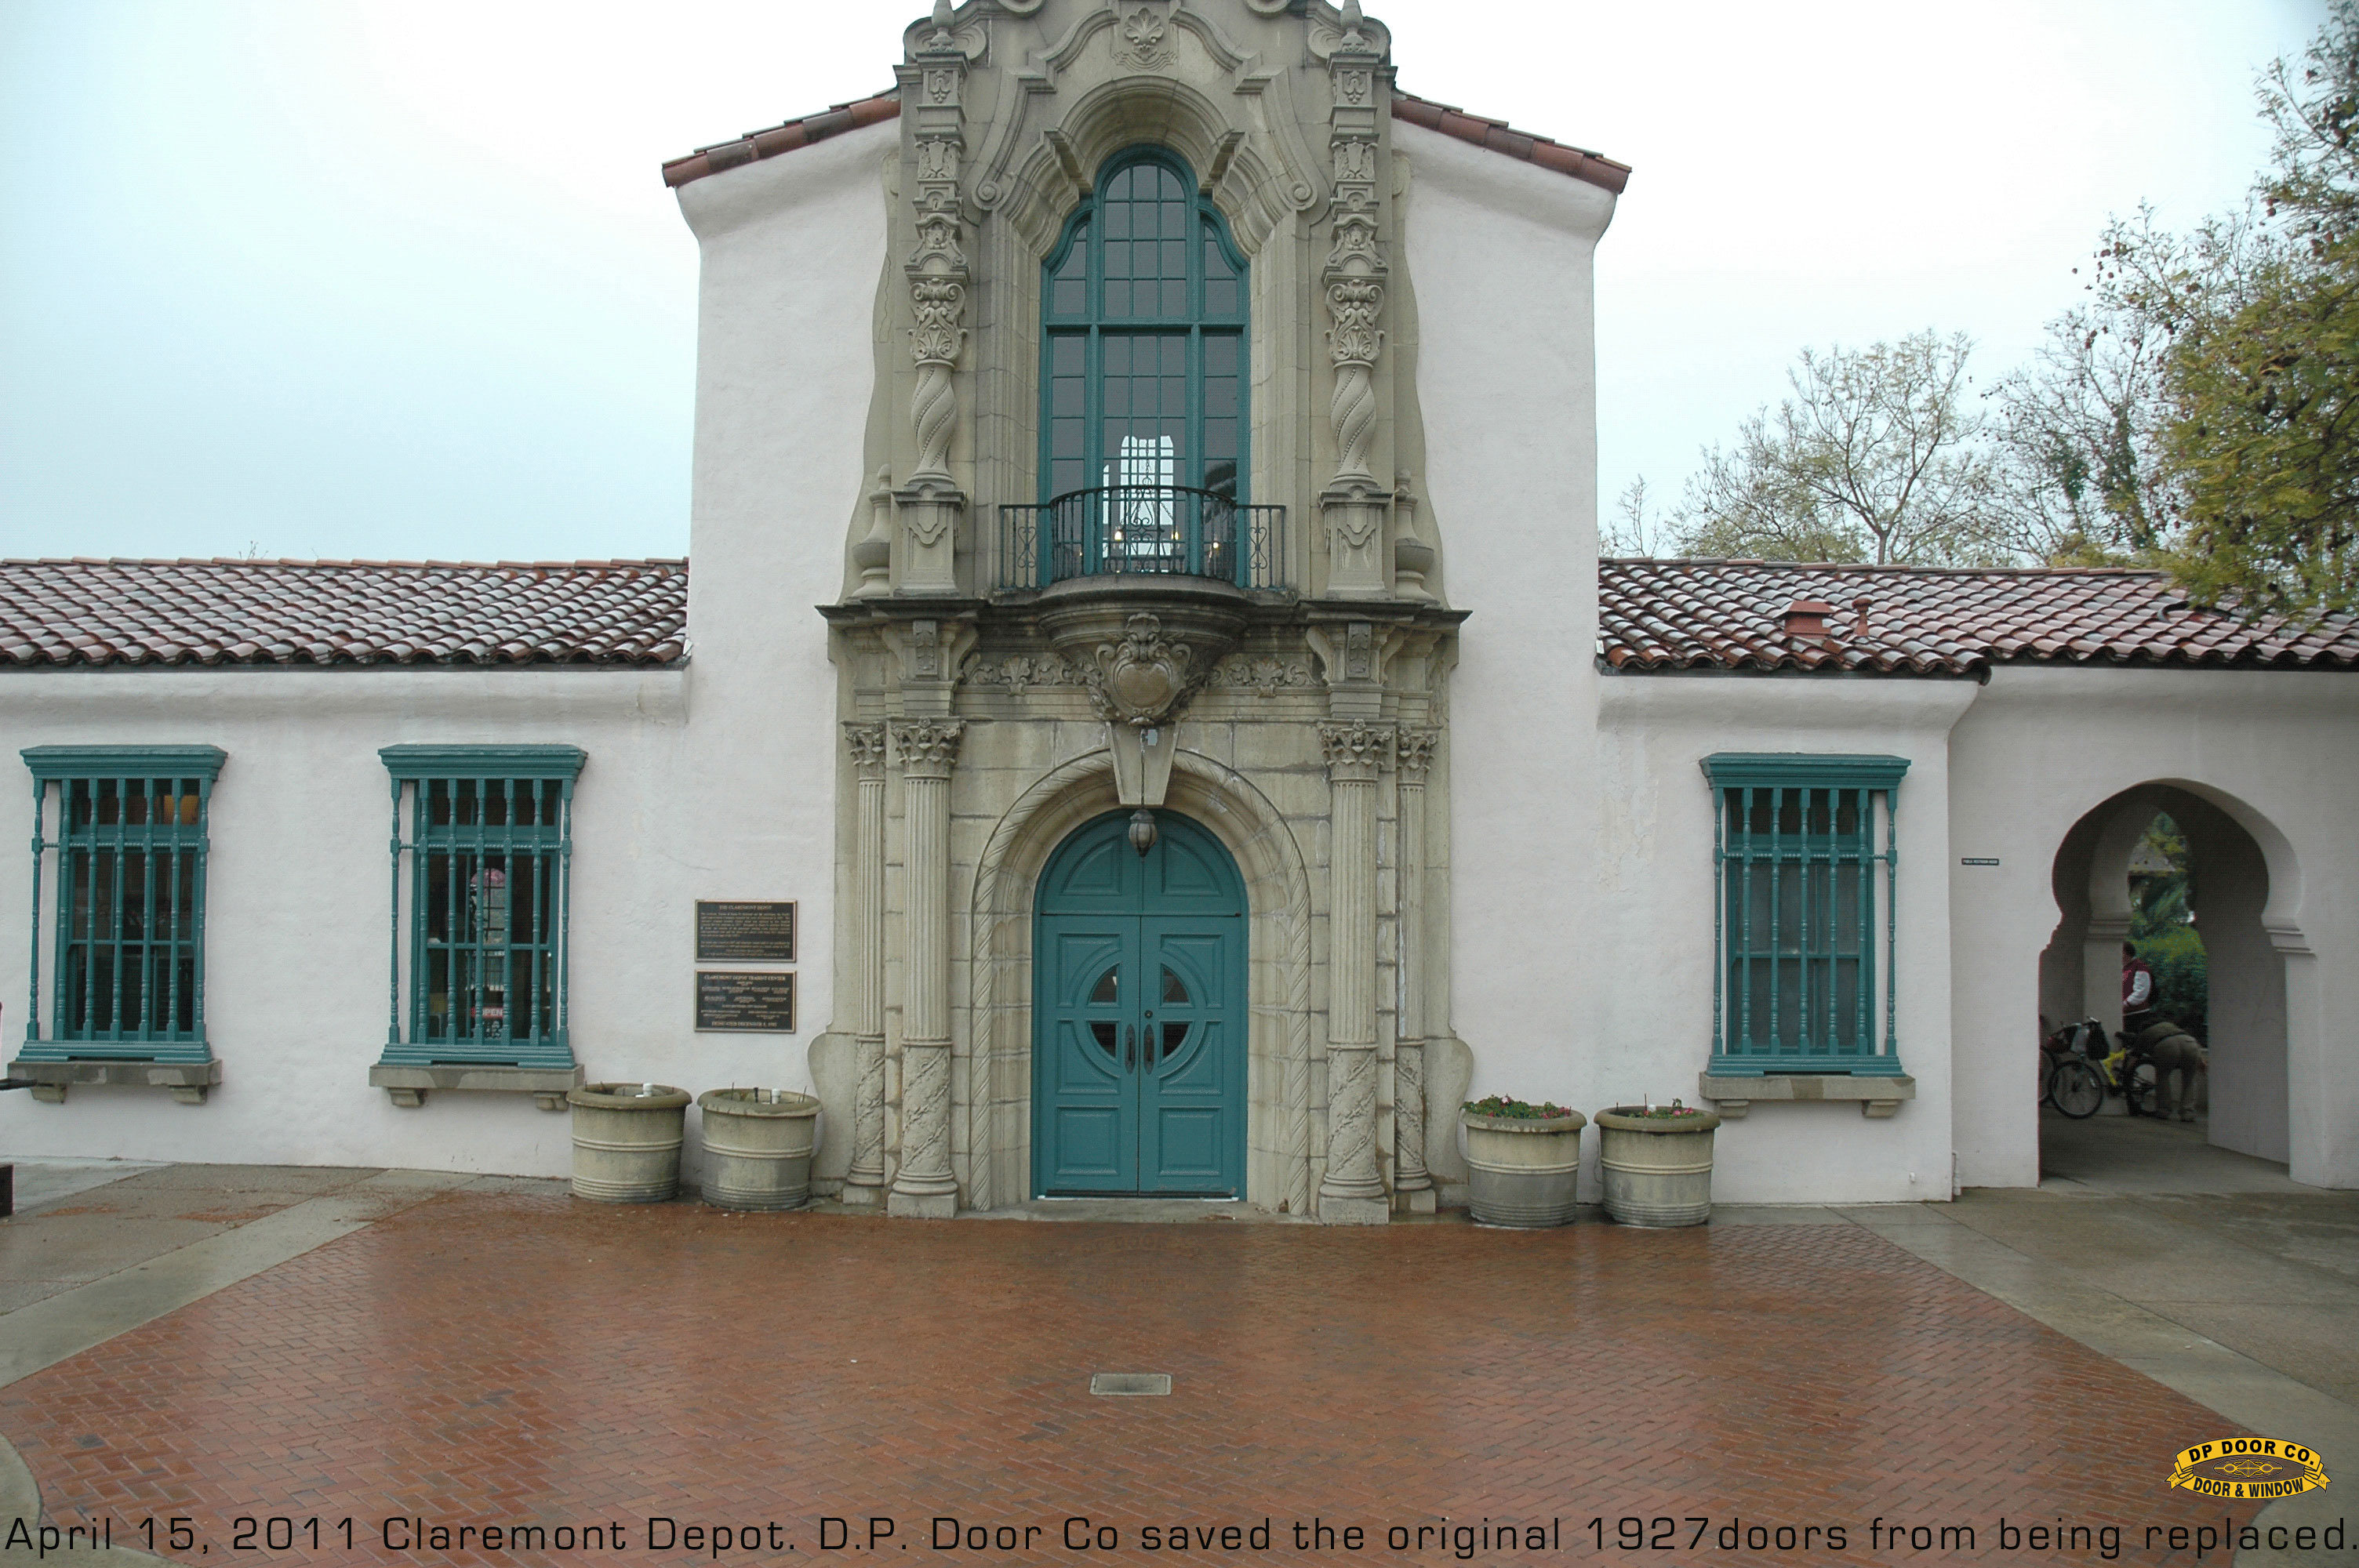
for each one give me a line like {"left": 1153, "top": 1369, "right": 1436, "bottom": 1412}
{"left": 696, "top": 901, "right": 797, "bottom": 963}
{"left": 696, "top": 971, "right": 796, "bottom": 1033}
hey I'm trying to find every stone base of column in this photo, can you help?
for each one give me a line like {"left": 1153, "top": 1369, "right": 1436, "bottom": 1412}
{"left": 887, "top": 1189, "right": 958, "bottom": 1219}
{"left": 1392, "top": 1186, "right": 1437, "bottom": 1214}
{"left": 840, "top": 1181, "right": 885, "bottom": 1207}
{"left": 1318, "top": 1193, "right": 1391, "bottom": 1226}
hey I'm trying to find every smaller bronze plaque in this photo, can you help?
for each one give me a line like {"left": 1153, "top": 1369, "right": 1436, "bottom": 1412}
{"left": 696, "top": 971, "right": 796, "bottom": 1033}
{"left": 696, "top": 901, "right": 797, "bottom": 964}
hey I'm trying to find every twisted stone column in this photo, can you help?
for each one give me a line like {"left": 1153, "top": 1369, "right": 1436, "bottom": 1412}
{"left": 842, "top": 724, "right": 889, "bottom": 1203}
{"left": 1319, "top": 720, "right": 1393, "bottom": 1224}
{"left": 889, "top": 717, "right": 964, "bottom": 1218}
{"left": 1392, "top": 728, "right": 1437, "bottom": 1211}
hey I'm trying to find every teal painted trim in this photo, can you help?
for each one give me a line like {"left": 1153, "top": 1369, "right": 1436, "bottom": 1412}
{"left": 1704, "top": 1054, "right": 1907, "bottom": 1079}
{"left": 17, "top": 1038, "right": 213, "bottom": 1065}
{"left": 1702, "top": 752, "right": 1910, "bottom": 792}
{"left": 380, "top": 744, "right": 586, "bottom": 781}
{"left": 24, "top": 758, "right": 219, "bottom": 1060}
{"left": 373, "top": 1039, "right": 576, "bottom": 1071}
{"left": 23, "top": 746, "right": 225, "bottom": 782}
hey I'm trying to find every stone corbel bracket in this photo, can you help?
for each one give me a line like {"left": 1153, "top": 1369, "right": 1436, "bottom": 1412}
{"left": 1697, "top": 1073, "right": 1917, "bottom": 1120}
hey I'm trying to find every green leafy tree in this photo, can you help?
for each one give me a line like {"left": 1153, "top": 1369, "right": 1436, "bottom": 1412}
{"left": 2103, "top": 5, "right": 2359, "bottom": 618}
{"left": 1988, "top": 299, "right": 2176, "bottom": 566}
{"left": 1672, "top": 332, "right": 2012, "bottom": 565}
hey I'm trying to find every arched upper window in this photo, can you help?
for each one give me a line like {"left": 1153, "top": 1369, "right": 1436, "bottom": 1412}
{"left": 1036, "top": 149, "right": 1249, "bottom": 582}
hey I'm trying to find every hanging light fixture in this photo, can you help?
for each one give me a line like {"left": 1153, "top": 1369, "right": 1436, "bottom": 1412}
{"left": 1128, "top": 809, "right": 1158, "bottom": 856}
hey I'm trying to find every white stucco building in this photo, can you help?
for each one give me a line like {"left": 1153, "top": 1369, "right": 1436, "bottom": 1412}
{"left": 4, "top": 0, "right": 2354, "bottom": 1211}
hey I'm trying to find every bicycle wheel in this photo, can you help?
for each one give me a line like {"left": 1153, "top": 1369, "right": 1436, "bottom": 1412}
{"left": 2051, "top": 1058, "right": 2104, "bottom": 1119}
{"left": 2128, "top": 1059, "right": 2160, "bottom": 1118}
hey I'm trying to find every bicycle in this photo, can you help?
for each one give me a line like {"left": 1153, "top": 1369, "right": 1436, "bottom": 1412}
{"left": 2042, "top": 1019, "right": 2158, "bottom": 1119}
{"left": 2043, "top": 1022, "right": 2107, "bottom": 1119}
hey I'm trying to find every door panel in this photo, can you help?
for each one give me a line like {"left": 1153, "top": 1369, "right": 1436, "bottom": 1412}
{"left": 1034, "top": 812, "right": 1244, "bottom": 1197}
{"left": 1038, "top": 924, "right": 1137, "bottom": 1192}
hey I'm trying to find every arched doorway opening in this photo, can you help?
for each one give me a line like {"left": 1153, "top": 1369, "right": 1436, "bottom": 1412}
{"left": 2039, "top": 785, "right": 2292, "bottom": 1178}
{"left": 1032, "top": 808, "right": 1248, "bottom": 1196}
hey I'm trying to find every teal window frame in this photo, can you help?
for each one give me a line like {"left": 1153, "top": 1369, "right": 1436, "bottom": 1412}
{"left": 1039, "top": 145, "right": 1251, "bottom": 508}
{"left": 379, "top": 746, "right": 583, "bottom": 1072}
{"left": 20, "top": 746, "right": 225, "bottom": 1065}
{"left": 1703, "top": 753, "right": 1908, "bottom": 1077}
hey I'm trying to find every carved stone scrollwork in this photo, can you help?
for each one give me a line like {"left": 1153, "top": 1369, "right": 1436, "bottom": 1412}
{"left": 896, "top": 20, "right": 971, "bottom": 597}
{"left": 1394, "top": 726, "right": 1437, "bottom": 782}
{"left": 1110, "top": 0, "right": 1174, "bottom": 71}
{"left": 1088, "top": 613, "right": 1207, "bottom": 728}
{"left": 1208, "top": 653, "right": 1314, "bottom": 697}
{"left": 962, "top": 652, "right": 1082, "bottom": 691}
{"left": 1320, "top": 12, "right": 1393, "bottom": 597}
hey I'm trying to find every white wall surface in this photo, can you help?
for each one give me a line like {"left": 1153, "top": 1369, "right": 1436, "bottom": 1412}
{"left": 1400, "top": 123, "right": 1619, "bottom": 1160}
{"left": 1590, "top": 675, "right": 1976, "bottom": 1204}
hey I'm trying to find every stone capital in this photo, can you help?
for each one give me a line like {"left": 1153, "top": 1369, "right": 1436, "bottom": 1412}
{"left": 1395, "top": 727, "right": 1438, "bottom": 784}
{"left": 843, "top": 722, "right": 889, "bottom": 775}
{"left": 890, "top": 717, "right": 967, "bottom": 779}
{"left": 1319, "top": 720, "right": 1394, "bottom": 782}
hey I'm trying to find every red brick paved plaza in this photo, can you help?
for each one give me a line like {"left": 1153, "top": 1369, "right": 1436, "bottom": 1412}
{"left": 8, "top": 1192, "right": 2260, "bottom": 1565}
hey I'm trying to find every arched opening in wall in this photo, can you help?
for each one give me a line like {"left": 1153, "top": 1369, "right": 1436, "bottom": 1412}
{"left": 2037, "top": 784, "right": 2298, "bottom": 1189}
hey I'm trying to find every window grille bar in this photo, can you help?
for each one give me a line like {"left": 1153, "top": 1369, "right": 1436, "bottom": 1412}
{"left": 1710, "top": 782, "right": 1725, "bottom": 1054}
{"left": 25, "top": 777, "right": 43, "bottom": 1044}
{"left": 1737, "top": 786, "right": 1754, "bottom": 1051}
{"left": 1766, "top": 786, "right": 1780, "bottom": 1059}
{"left": 1884, "top": 786, "right": 1900, "bottom": 1060}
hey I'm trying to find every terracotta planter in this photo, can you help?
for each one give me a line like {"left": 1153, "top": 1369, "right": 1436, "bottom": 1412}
{"left": 696, "top": 1088, "right": 821, "bottom": 1210}
{"left": 1594, "top": 1106, "right": 1720, "bottom": 1228}
{"left": 1459, "top": 1108, "right": 1588, "bottom": 1228}
{"left": 567, "top": 1083, "right": 691, "bottom": 1203}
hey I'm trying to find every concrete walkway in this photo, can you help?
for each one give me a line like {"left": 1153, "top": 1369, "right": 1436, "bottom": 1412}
{"left": 0, "top": 1115, "right": 2349, "bottom": 1566}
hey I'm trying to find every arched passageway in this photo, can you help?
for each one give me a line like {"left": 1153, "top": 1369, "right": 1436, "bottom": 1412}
{"left": 2039, "top": 785, "right": 2291, "bottom": 1176}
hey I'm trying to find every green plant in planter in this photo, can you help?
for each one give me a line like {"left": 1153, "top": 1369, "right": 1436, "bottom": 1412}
{"left": 1463, "top": 1095, "right": 1579, "bottom": 1120}
{"left": 1459, "top": 1095, "right": 1587, "bottom": 1227}
{"left": 1611, "top": 1098, "right": 1711, "bottom": 1122}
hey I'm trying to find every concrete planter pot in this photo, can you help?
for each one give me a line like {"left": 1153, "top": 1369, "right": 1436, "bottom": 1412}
{"left": 1459, "top": 1109, "right": 1588, "bottom": 1228}
{"left": 566, "top": 1083, "right": 691, "bottom": 1203}
{"left": 696, "top": 1088, "right": 822, "bottom": 1211}
{"left": 1594, "top": 1106, "right": 1721, "bottom": 1228}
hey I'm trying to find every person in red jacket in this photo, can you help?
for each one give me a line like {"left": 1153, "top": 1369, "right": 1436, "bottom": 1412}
{"left": 2121, "top": 942, "right": 2157, "bottom": 1033}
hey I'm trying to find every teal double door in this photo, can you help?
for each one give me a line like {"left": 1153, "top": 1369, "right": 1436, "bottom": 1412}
{"left": 1034, "top": 811, "right": 1246, "bottom": 1196}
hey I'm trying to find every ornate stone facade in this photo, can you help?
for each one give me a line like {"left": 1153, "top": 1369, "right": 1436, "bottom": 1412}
{"left": 820, "top": 0, "right": 1463, "bottom": 1221}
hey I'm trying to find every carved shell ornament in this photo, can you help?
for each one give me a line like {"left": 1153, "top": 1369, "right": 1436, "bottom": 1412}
{"left": 1092, "top": 613, "right": 1198, "bottom": 726}
{"left": 1113, "top": 0, "right": 1175, "bottom": 71}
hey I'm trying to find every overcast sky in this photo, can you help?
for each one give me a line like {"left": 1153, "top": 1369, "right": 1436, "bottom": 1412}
{"left": 0, "top": 0, "right": 2328, "bottom": 563}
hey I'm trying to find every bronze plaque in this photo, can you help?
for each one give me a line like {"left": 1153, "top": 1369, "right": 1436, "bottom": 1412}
{"left": 696, "top": 971, "right": 795, "bottom": 1033}
{"left": 696, "top": 901, "right": 797, "bottom": 964}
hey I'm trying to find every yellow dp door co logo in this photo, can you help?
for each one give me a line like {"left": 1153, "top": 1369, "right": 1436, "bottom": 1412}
{"left": 2169, "top": 1438, "right": 2332, "bottom": 1500}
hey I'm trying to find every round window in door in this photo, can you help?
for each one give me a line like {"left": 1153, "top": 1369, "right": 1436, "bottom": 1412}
{"left": 1033, "top": 810, "right": 1246, "bottom": 1196}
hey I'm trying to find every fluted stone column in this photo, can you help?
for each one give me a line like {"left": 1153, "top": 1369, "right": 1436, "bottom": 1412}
{"left": 1319, "top": 720, "right": 1393, "bottom": 1224}
{"left": 842, "top": 723, "right": 889, "bottom": 1204}
{"left": 889, "top": 717, "right": 964, "bottom": 1218}
{"left": 1392, "top": 728, "right": 1437, "bottom": 1212}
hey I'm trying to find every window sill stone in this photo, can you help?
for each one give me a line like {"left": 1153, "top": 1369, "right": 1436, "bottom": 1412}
{"left": 1697, "top": 1072, "right": 1915, "bottom": 1120}
{"left": 369, "top": 1062, "right": 584, "bottom": 1111}
{"left": 7, "top": 1058, "right": 222, "bottom": 1105}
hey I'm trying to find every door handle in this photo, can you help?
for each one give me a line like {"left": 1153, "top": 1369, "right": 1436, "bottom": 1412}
{"left": 1125, "top": 1025, "right": 1136, "bottom": 1071}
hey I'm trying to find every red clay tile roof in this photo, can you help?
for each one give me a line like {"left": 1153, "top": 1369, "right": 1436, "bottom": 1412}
{"left": 663, "top": 91, "right": 903, "bottom": 189}
{"left": 656, "top": 87, "right": 1630, "bottom": 196}
{"left": 1599, "top": 559, "right": 2359, "bottom": 676}
{"left": 0, "top": 559, "right": 688, "bottom": 669}
{"left": 1390, "top": 93, "right": 1630, "bottom": 194}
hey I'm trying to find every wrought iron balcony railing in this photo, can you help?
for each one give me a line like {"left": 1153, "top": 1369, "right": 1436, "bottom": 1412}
{"left": 998, "top": 485, "right": 1285, "bottom": 591}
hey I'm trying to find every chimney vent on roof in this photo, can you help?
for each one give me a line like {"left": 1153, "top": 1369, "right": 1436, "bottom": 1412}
{"left": 1783, "top": 599, "right": 1834, "bottom": 641}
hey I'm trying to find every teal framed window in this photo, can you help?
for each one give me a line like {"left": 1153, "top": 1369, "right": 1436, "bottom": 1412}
{"left": 20, "top": 746, "right": 224, "bottom": 1065}
{"left": 1009, "top": 147, "right": 1279, "bottom": 588}
{"left": 1703, "top": 754, "right": 1908, "bottom": 1077}
{"left": 380, "top": 746, "right": 583, "bottom": 1071}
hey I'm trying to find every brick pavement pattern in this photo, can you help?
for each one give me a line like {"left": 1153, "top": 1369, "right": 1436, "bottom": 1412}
{"left": 5, "top": 1194, "right": 2265, "bottom": 1565}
